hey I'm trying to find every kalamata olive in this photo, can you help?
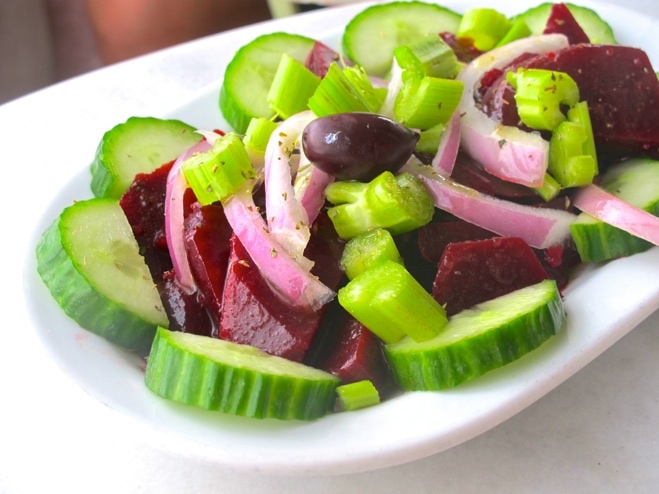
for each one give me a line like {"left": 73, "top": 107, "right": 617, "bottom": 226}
{"left": 301, "top": 112, "right": 420, "bottom": 181}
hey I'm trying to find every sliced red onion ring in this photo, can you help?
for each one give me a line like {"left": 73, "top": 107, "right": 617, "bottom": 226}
{"left": 165, "top": 138, "right": 212, "bottom": 293}
{"left": 431, "top": 110, "right": 461, "bottom": 176}
{"left": 403, "top": 159, "right": 576, "bottom": 249}
{"left": 573, "top": 184, "right": 659, "bottom": 245}
{"left": 223, "top": 188, "right": 336, "bottom": 311}
{"left": 457, "top": 34, "right": 569, "bottom": 187}
{"left": 264, "top": 110, "right": 317, "bottom": 265}
{"left": 294, "top": 150, "right": 334, "bottom": 225}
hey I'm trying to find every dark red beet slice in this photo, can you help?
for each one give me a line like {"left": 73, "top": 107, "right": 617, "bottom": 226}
{"left": 184, "top": 202, "right": 233, "bottom": 331}
{"left": 119, "top": 162, "right": 213, "bottom": 336}
{"left": 432, "top": 237, "right": 551, "bottom": 315}
{"left": 535, "top": 242, "right": 581, "bottom": 291}
{"left": 481, "top": 44, "right": 659, "bottom": 165}
{"left": 219, "top": 234, "right": 324, "bottom": 362}
{"left": 158, "top": 274, "right": 215, "bottom": 336}
{"left": 418, "top": 220, "right": 497, "bottom": 266}
{"left": 119, "top": 162, "right": 174, "bottom": 277}
{"left": 543, "top": 3, "right": 590, "bottom": 44}
{"left": 305, "top": 40, "right": 353, "bottom": 78}
{"left": 317, "top": 313, "right": 396, "bottom": 395}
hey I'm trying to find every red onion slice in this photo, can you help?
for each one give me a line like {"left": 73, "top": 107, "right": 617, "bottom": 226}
{"left": 264, "top": 111, "right": 316, "bottom": 265}
{"left": 404, "top": 159, "right": 575, "bottom": 249}
{"left": 223, "top": 188, "right": 336, "bottom": 311}
{"left": 165, "top": 139, "right": 212, "bottom": 292}
{"left": 294, "top": 151, "right": 334, "bottom": 225}
{"left": 457, "top": 34, "right": 569, "bottom": 187}
{"left": 573, "top": 184, "right": 659, "bottom": 245}
{"left": 431, "top": 110, "right": 461, "bottom": 176}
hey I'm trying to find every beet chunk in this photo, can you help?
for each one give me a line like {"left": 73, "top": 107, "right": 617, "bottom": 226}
{"left": 119, "top": 162, "right": 174, "bottom": 277}
{"left": 543, "top": 3, "right": 590, "bottom": 44}
{"left": 184, "top": 202, "right": 233, "bottom": 331}
{"left": 432, "top": 237, "right": 551, "bottom": 315}
{"left": 481, "top": 44, "right": 659, "bottom": 164}
{"left": 219, "top": 234, "right": 324, "bottom": 362}
{"left": 418, "top": 220, "right": 497, "bottom": 266}
{"left": 119, "top": 162, "right": 213, "bottom": 335}
{"left": 316, "top": 313, "right": 396, "bottom": 396}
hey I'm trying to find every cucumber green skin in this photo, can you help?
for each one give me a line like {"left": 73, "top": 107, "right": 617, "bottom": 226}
{"left": 570, "top": 216, "right": 654, "bottom": 262}
{"left": 511, "top": 2, "right": 617, "bottom": 44}
{"left": 342, "top": 1, "right": 462, "bottom": 78}
{"left": 385, "top": 280, "right": 565, "bottom": 390}
{"left": 145, "top": 328, "right": 340, "bottom": 420}
{"left": 570, "top": 158, "right": 659, "bottom": 262}
{"left": 90, "top": 116, "right": 201, "bottom": 199}
{"left": 219, "top": 32, "right": 316, "bottom": 134}
{"left": 36, "top": 199, "right": 168, "bottom": 353}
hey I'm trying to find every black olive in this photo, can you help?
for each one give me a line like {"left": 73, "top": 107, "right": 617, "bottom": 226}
{"left": 301, "top": 112, "right": 420, "bottom": 181}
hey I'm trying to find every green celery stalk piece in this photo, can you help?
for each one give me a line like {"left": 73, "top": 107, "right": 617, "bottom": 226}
{"left": 325, "top": 171, "right": 435, "bottom": 240}
{"left": 457, "top": 8, "right": 512, "bottom": 51}
{"left": 394, "top": 76, "right": 464, "bottom": 130}
{"left": 494, "top": 18, "right": 532, "bottom": 48}
{"left": 308, "top": 63, "right": 375, "bottom": 117}
{"left": 338, "top": 260, "right": 448, "bottom": 344}
{"left": 182, "top": 133, "right": 256, "bottom": 205}
{"left": 507, "top": 68, "right": 580, "bottom": 131}
{"left": 548, "top": 121, "right": 597, "bottom": 187}
{"left": 336, "top": 380, "right": 381, "bottom": 411}
{"left": 415, "top": 122, "right": 446, "bottom": 155}
{"left": 267, "top": 53, "right": 321, "bottom": 119}
{"left": 393, "top": 35, "right": 460, "bottom": 80}
{"left": 339, "top": 228, "right": 404, "bottom": 280}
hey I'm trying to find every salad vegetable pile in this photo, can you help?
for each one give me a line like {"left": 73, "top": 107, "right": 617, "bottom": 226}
{"left": 36, "top": 1, "right": 659, "bottom": 421}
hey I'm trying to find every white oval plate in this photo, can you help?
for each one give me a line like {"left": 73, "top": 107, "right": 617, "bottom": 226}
{"left": 22, "top": 0, "right": 659, "bottom": 476}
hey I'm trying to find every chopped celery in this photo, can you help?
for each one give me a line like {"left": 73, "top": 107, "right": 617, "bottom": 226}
{"left": 494, "top": 18, "right": 532, "bottom": 47}
{"left": 243, "top": 117, "right": 278, "bottom": 157}
{"left": 307, "top": 63, "right": 381, "bottom": 117}
{"left": 506, "top": 68, "right": 580, "bottom": 131}
{"left": 415, "top": 122, "right": 446, "bottom": 154}
{"left": 339, "top": 228, "right": 404, "bottom": 280}
{"left": 267, "top": 53, "right": 321, "bottom": 119}
{"left": 394, "top": 76, "right": 464, "bottom": 130}
{"left": 567, "top": 101, "right": 598, "bottom": 173}
{"left": 548, "top": 101, "right": 598, "bottom": 188}
{"left": 548, "top": 122, "right": 597, "bottom": 187}
{"left": 342, "top": 65, "right": 387, "bottom": 114}
{"left": 534, "top": 173, "right": 562, "bottom": 201}
{"left": 182, "top": 133, "right": 256, "bottom": 205}
{"left": 324, "top": 171, "right": 435, "bottom": 240}
{"left": 336, "top": 380, "right": 380, "bottom": 411}
{"left": 338, "top": 260, "right": 448, "bottom": 344}
{"left": 393, "top": 35, "right": 461, "bottom": 80}
{"left": 457, "top": 8, "right": 512, "bottom": 51}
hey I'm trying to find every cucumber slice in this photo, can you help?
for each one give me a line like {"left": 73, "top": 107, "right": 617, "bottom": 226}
{"left": 90, "top": 116, "right": 201, "bottom": 199}
{"left": 385, "top": 280, "right": 565, "bottom": 390}
{"left": 145, "top": 327, "right": 340, "bottom": 420}
{"left": 512, "top": 2, "right": 617, "bottom": 44}
{"left": 342, "top": 1, "right": 462, "bottom": 78}
{"left": 570, "top": 157, "right": 659, "bottom": 262}
{"left": 36, "top": 198, "right": 168, "bottom": 352}
{"left": 219, "top": 32, "right": 316, "bottom": 134}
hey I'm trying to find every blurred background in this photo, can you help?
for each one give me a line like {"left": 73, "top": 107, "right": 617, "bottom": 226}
{"left": 0, "top": 0, "right": 340, "bottom": 105}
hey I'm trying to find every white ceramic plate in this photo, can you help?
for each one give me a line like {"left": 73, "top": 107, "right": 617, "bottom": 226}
{"left": 22, "top": 0, "right": 659, "bottom": 476}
